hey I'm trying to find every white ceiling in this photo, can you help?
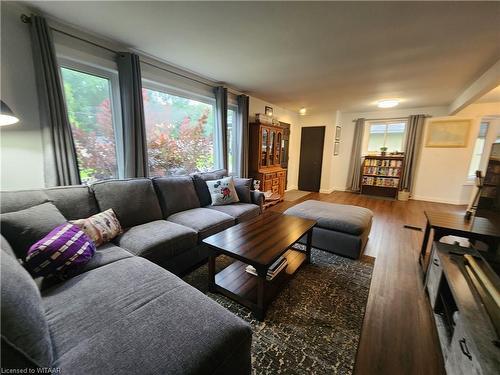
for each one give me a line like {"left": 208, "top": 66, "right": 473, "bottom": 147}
{"left": 476, "top": 85, "right": 500, "bottom": 104}
{"left": 24, "top": 1, "right": 500, "bottom": 113}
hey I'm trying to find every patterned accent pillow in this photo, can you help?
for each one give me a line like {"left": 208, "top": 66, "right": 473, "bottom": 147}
{"left": 25, "top": 223, "right": 96, "bottom": 278}
{"left": 71, "top": 209, "right": 122, "bottom": 247}
{"left": 206, "top": 176, "right": 240, "bottom": 206}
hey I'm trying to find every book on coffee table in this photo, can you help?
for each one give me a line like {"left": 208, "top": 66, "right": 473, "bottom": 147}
{"left": 245, "top": 256, "right": 288, "bottom": 280}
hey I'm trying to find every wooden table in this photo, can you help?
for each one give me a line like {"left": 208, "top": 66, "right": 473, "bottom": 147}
{"left": 203, "top": 212, "right": 316, "bottom": 320}
{"left": 419, "top": 211, "right": 500, "bottom": 275}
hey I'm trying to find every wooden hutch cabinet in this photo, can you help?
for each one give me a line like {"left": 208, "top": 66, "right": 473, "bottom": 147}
{"left": 249, "top": 121, "right": 288, "bottom": 198}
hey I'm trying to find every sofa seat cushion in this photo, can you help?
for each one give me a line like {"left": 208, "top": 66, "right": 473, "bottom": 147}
{"left": 115, "top": 220, "right": 197, "bottom": 259}
{"left": 79, "top": 243, "right": 133, "bottom": 273}
{"left": 284, "top": 200, "right": 373, "bottom": 235}
{"left": 208, "top": 203, "right": 260, "bottom": 223}
{"left": 167, "top": 208, "right": 235, "bottom": 240}
{"left": 42, "top": 257, "right": 251, "bottom": 375}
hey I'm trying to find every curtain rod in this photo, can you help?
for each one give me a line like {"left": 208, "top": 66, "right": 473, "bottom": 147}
{"left": 21, "top": 13, "right": 221, "bottom": 91}
{"left": 352, "top": 115, "right": 431, "bottom": 122}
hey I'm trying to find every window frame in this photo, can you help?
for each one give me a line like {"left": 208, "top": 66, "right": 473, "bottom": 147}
{"left": 141, "top": 79, "right": 220, "bottom": 175}
{"left": 467, "top": 121, "right": 490, "bottom": 180}
{"left": 58, "top": 57, "right": 124, "bottom": 179}
{"left": 227, "top": 104, "right": 239, "bottom": 176}
{"left": 363, "top": 119, "right": 408, "bottom": 155}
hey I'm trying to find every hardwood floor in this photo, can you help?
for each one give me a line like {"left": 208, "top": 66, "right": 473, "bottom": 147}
{"left": 270, "top": 191, "right": 466, "bottom": 375}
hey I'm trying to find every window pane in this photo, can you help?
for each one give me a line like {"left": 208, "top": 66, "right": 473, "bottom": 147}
{"left": 143, "top": 88, "right": 216, "bottom": 176}
{"left": 227, "top": 109, "right": 236, "bottom": 175}
{"left": 367, "top": 121, "right": 406, "bottom": 153}
{"left": 367, "top": 124, "right": 386, "bottom": 152}
{"left": 385, "top": 122, "right": 406, "bottom": 152}
{"left": 61, "top": 67, "right": 118, "bottom": 184}
{"left": 468, "top": 123, "right": 489, "bottom": 177}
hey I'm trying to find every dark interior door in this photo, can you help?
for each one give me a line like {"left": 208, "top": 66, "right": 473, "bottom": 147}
{"left": 298, "top": 126, "right": 325, "bottom": 192}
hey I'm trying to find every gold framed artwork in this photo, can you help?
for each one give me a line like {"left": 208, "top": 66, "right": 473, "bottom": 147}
{"left": 425, "top": 119, "right": 471, "bottom": 148}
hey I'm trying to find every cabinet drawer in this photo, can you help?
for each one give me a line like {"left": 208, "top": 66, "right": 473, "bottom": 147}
{"left": 272, "top": 185, "right": 279, "bottom": 193}
{"left": 277, "top": 171, "right": 286, "bottom": 177}
{"left": 272, "top": 178, "right": 279, "bottom": 186}
{"left": 264, "top": 173, "right": 274, "bottom": 180}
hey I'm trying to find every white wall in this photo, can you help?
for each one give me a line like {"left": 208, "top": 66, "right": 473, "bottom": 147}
{"left": 249, "top": 96, "right": 300, "bottom": 189}
{"left": 1, "top": 2, "right": 45, "bottom": 190}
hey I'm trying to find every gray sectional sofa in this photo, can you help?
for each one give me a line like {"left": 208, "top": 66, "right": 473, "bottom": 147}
{"left": 0, "top": 170, "right": 263, "bottom": 374}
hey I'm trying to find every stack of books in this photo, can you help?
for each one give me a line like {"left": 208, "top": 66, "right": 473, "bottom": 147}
{"left": 245, "top": 256, "right": 288, "bottom": 281}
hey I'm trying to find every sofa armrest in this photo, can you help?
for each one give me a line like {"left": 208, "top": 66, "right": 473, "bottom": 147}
{"left": 250, "top": 190, "right": 265, "bottom": 212}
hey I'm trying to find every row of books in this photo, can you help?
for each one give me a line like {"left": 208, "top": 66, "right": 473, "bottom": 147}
{"left": 245, "top": 256, "right": 288, "bottom": 281}
{"left": 365, "top": 159, "right": 403, "bottom": 168}
{"left": 363, "top": 166, "right": 401, "bottom": 177}
{"left": 362, "top": 176, "right": 400, "bottom": 187}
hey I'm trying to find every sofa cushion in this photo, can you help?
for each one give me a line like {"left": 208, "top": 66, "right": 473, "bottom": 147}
{"left": 115, "top": 220, "right": 197, "bottom": 259}
{"left": 0, "top": 202, "right": 67, "bottom": 259}
{"left": 91, "top": 179, "right": 162, "bottom": 229}
{"left": 167, "top": 208, "right": 235, "bottom": 240}
{"left": 191, "top": 169, "right": 227, "bottom": 207}
{"left": 42, "top": 257, "right": 251, "bottom": 375}
{"left": 206, "top": 176, "right": 240, "bottom": 206}
{"left": 78, "top": 243, "right": 133, "bottom": 274}
{"left": 152, "top": 176, "right": 200, "bottom": 217}
{"left": 208, "top": 203, "right": 260, "bottom": 223}
{"left": 45, "top": 186, "right": 99, "bottom": 220}
{"left": 1, "top": 249, "right": 53, "bottom": 368}
{"left": 71, "top": 208, "right": 122, "bottom": 247}
{"left": 284, "top": 200, "right": 373, "bottom": 235}
{"left": 234, "top": 178, "right": 253, "bottom": 203}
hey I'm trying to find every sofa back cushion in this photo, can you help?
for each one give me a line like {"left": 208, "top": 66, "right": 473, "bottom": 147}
{"left": 0, "top": 186, "right": 99, "bottom": 220}
{"left": 1, "top": 245, "right": 54, "bottom": 368}
{"left": 91, "top": 179, "right": 162, "bottom": 228}
{"left": 191, "top": 169, "right": 227, "bottom": 207}
{"left": 0, "top": 202, "right": 67, "bottom": 260}
{"left": 152, "top": 176, "right": 200, "bottom": 217}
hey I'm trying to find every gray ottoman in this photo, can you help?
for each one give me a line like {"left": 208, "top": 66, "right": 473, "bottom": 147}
{"left": 284, "top": 200, "right": 373, "bottom": 259}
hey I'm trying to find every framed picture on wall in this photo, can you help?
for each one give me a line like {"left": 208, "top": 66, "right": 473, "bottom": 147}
{"left": 335, "top": 125, "right": 342, "bottom": 141}
{"left": 425, "top": 119, "right": 471, "bottom": 148}
{"left": 334, "top": 141, "right": 340, "bottom": 156}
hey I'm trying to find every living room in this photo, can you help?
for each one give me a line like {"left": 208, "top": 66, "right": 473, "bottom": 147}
{"left": 1, "top": 1, "right": 499, "bottom": 375}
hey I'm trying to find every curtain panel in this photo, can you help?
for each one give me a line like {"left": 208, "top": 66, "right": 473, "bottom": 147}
{"left": 237, "top": 94, "right": 250, "bottom": 177}
{"left": 346, "top": 118, "right": 365, "bottom": 192}
{"left": 402, "top": 114, "right": 426, "bottom": 193}
{"left": 30, "top": 15, "right": 81, "bottom": 186}
{"left": 117, "top": 53, "right": 148, "bottom": 178}
{"left": 214, "top": 86, "right": 228, "bottom": 170}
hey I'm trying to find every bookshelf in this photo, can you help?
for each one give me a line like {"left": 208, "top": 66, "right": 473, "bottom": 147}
{"left": 361, "top": 155, "right": 404, "bottom": 198}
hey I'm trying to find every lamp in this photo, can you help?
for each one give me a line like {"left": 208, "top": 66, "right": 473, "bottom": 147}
{"left": 0, "top": 100, "right": 20, "bottom": 126}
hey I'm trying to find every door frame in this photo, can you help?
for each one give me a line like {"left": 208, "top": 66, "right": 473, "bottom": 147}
{"left": 298, "top": 125, "right": 325, "bottom": 192}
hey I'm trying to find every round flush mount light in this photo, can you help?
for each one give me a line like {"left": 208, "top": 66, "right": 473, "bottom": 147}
{"left": 299, "top": 107, "right": 307, "bottom": 116}
{"left": 377, "top": 99, "right": 400, "bottom": 108}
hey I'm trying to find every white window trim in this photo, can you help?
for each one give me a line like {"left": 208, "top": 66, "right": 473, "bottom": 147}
{"left": 227, "top": 105, "right": 239, "bottom": 176}
{"left": 59, "top": 58, "right": 124, "bottom": 179}
{"left": 466, "top": 121, "right": 490, "bottom": 181}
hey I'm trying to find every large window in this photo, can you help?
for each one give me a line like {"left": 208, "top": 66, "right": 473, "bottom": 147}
{"left": 227, "top": 107, "right": 238, "bottom": 175}
{"left": 468, "top": 122, "right": 489, "bottom": 178}
{"left": 142, "top": 87, "right": 216, "bottom": 176}
{"left": 60, "top": 66, "right": 120, "bottom": 184}
{"left": 366, "top": 121, "right": 407, "bottom": 154}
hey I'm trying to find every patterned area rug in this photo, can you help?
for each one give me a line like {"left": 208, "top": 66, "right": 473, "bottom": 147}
{"left": 183, "top": 246, "right": 374, "bottom": 375}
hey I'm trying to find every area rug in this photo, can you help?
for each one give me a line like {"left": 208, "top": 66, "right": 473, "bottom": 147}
{"left": 283, "top": 190, "right": 311, "bottom": 202}
{"left": 183, "top": 245, "right": 374, "bottom": 375}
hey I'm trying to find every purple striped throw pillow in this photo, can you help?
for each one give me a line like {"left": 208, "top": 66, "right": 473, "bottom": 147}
{"left": 25, "top": 223, "right": 96, "bottom": 278}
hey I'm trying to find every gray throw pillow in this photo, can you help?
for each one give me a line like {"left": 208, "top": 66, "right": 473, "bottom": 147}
{"left": 206, "top": 177, "right": 240, "bottom": 206}
{"left": 233, "top": 178, "right": 253, "bottom": 203}
{"left": 0, "top": 202, "right": 67, "bottom": 260}
{"left": 1, "top": 249, "right": 54, "bottom": 368}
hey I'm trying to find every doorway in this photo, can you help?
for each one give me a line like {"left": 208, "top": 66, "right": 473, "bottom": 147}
{"left": 298, "top": 126, "right": 325, "bottom": 192}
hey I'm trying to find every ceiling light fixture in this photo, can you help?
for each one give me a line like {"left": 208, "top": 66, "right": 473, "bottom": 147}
{"left": 0, "top": 100, "right": 20, "bottom": 126}
{"left": 299, "top": 107, "right": 307, "bottom": 116}
{"left": 377, "top": 99, "right": 400, "bottom": 109}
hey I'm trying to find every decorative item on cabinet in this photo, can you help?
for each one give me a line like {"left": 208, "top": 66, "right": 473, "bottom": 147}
{"left": 249, "top": 121, "right": 288, "bottom": 207}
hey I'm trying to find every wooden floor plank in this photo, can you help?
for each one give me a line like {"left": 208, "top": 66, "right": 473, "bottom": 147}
{"left": 269, "top": 191, "right": 465, "bottom": 375}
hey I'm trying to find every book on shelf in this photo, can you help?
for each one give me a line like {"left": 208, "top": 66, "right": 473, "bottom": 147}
{"left": 245, "top": 256, "right": 288, "bottom": 280}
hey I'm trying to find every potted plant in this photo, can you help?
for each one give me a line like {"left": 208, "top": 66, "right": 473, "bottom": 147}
{"left": 380, "top": 146, "right": 388, "bottom": 156}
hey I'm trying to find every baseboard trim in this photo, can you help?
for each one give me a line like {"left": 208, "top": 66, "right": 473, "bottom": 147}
{"left": 411, "top": 195, "right": 467, "bottom": 205}
{"left": 320, "top": 188, "right": 334, "bottom": 194}
{"left": 332, "top": 187, "right": 346, "bottom": 192}
{"left": 285, "top": 185, "right": 298, "bottom": 192}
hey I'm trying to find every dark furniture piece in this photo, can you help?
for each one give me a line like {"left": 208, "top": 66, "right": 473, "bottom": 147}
{"left": 279, "top": 121, "right": 291, "bottom": 172}
{"left": 284, "top": 200, "right": 373, "bottom": 259}
{"left": 298, "top": 126, "right": 325, "bottom": 192}
{"left": 203, "top": 212, "right": 316, "bottom": 320}
{"left": 477, "top": 142, "right": 500, "bottom": 212}
{"left": 425, "top": 242, "right": 500, "bottom": 375}
{"left": 0, "top": 169, "right": 263, "bottom": 374}
{"left": 419, "top": 211, "right": 500, "bottom": 275}
{"left": 361, "top": 155, "right": 404, "bottom": 199}
{"left": 249, "top": 121, "right": 288, "bottom": 198}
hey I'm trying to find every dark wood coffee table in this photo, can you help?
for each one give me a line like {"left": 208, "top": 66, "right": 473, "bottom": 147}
{"left": 203, "top": 212, "right": 316, "bottom": 320}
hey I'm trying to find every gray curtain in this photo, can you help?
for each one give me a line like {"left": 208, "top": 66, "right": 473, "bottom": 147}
{"left": 346, "top": 118, "right": 365, "bottom": 192}
{"left": 117, "top": 52, "right": 148, "bottom": 178}
{"left": 237, "top": 94, "right": 250, "bottom": 177}
{"left": 214, "top": 86, "right": 228, "bottom": 170}
{"left": 30, "top": 15, "right": 81, "bottom": 186}
{"left": 401, "top": 114, "right": 426, "bottom": 193}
